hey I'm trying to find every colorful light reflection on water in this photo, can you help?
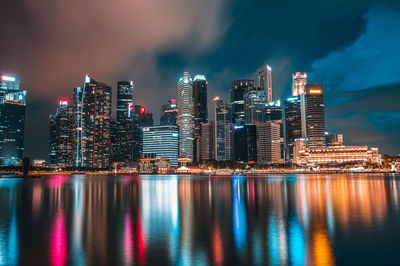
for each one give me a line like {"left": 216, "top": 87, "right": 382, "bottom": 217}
{"left": 0, "top": 174, "right": 399, "bottom": 265}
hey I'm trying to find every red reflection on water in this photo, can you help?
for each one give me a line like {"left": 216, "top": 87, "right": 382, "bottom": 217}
{"left": 47, "top": 175, "right": 68, "bottom": 189}
{"left": 124, "top": 210, "right": 133, "bottom": 265}
{"left": 136, "top": 213, "right": 146, "bottom": 264}
{"left": 212, "top": 222, "right": 223, "bottom": 266}
{"left": 50, "top": 209, "right": 67, "bottom": 266}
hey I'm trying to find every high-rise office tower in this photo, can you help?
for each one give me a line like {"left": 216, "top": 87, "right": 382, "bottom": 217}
{"left": 177, "top": 72, "right": 194, "bottom": 160}
{"left": 200, "top": 121, "right": 215, "bottom": 161}
{"left": 142, "top": 126, "right": 179, "bottom": 167}
{"left": 233, "top": 124, "right": 257, "bottom": 163}
{"left": 292, "top": 72, "right": 307, "bottom": 96}
{"left": 193, "top": 75, "right": 208, "bottom": 162}
{"left": 230, "top": 79, "right": 255, "bottom": 125}
{"left": 0, "top": 74, "right": 20, "bottom": 101}
{"left": 214, "top": 97, "right": 232, "bottom": 161}
{"left": 74, "top": 75, "right": 111, "bottom": 168}
{"left": 113, "top": 81, "right": 135, "bottom": 167}
{"left": 284, "top": 97, "right": 302, "bottom": 161}
{"left": 0, "top": 88, "right": 26, "bottom": 166}
{"left": 265, "top": 100, "right": 282, "bottom": 121}
{"left": 256, "top": 121, "right": 283, "bottom": 164}
{"left": 244, "top": 86, "right": 267, "bottom": 124}
{"left": 130, "top": 104, "right": 145, "bottom": 162}
{"left": 304, "top": 84, "right": 326, "bottom": 147}
{"left": 160, "top": 99, "right": 178, "bottom": 126}
{"left": 116, "top": 81, "right": 134, "bottom": 120}
{"left": 48, "top": 99, "right": 74, "bottom": 167}
{"left": 109, "top": 119, "right": 119, "bottom": 165}
{"left": 257, "top": 65, "right": 272, "bottom": 102}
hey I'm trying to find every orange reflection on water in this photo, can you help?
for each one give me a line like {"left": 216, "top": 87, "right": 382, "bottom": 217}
{"left": 312, "top": 224, "right": 334, "bottom": 266}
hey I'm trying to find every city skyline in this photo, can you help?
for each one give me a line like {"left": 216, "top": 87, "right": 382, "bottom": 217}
{"left": 0, "top": 1, "right": 399, "bottom": 159}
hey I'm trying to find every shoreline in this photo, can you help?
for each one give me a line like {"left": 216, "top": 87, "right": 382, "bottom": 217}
{"left": 0, "top": 170, "right": 398, "bottom": 178}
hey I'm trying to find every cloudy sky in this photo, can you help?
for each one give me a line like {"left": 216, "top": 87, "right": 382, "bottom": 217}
{"left": 1, "top": 0, "right": 399, "bottom": 158}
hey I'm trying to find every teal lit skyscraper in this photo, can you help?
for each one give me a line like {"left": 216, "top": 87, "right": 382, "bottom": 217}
{"left": 0, "top": 80, "right": 26, "bottom": 166}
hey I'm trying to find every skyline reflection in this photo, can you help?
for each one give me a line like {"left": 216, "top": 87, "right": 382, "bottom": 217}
{"left": 0, "top": 174, "right": 399, "bottom": 265}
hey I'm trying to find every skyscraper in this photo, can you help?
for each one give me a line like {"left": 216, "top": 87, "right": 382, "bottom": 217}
{"left": 214, "top": 97, "right": 232, "bottom": 161}
{"left": 48, "top": 99, "right": 74, "bottom": 167}
{"left": 284, "top": 97, "right": 302, "bottom": 161}
{"left": 0, "top": 89, "right": 26, "bottom": 166}
{"left": 193, "top": 75, "right": 208, "bottom": 162}
{"left": 177, "top": 72, "right": 194, "bottom": 160}
{"left": 74, "top": 75, "right": 111, "bottom": 168}
{"left": 160, "top": 99, "right": 177, "bottom": 126}
{"left": 257, "top": 65, "right": 272, "bottom": 102}
{"left": 304, "top": 84, "right": 326, "bottom": 147}
{"left": 256, "top": 121, "right": 283, "bottom": 164}
{"left": 200, "top": 121, "right": 215, "bottom": 161}
{"left": 113, "top": 81, "right": 135, "bottom": 167}
{"left": 230, "top": 79, "right": 254, "bottom": 125}
{"left": 244, "top": 86, "right": 267, "bottom": 124}
{"left": 233, "top": 124, "right": 257, "bottom": 163}
{"left": 116, "top": 81, "right": 134, "bottom": 120}
{"left": 0, "top": 74, "right": 20, "bottom": 101}
{"left": 292, "top": 72, "right": 307, "bottom": 96}
{"left": 142, "top": 126, "right": 179, "bottom": 167}
{"left": 265, "top": 100, "right": 282, "bottom": 121}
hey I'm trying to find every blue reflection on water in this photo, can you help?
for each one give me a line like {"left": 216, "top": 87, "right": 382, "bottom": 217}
{"left": 269, "top": 215, "right": 280, "bottom": 265}
{"left": 72, "top": 177, "right": 86, "bottom": 266}
{"left": 232, "top": 178, "right": 247, "bottom": 252}
{"left": 289, "top": 215, "right": 305, "bottom": 265}
{"left": 0, "top": 180, "right": 20, "bottom": 265}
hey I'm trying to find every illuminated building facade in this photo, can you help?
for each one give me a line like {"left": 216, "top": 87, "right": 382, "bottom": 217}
{"left": 244, "top": 86, "right": 267, "bottom": 124}
{"left": 160, "top": 99, "right": 177, "bottom": 126}
{"left": 142, "top": 126, "right": 179, "bottom": 167}
{"left": 193, "top": 75, "right": 208, "bottom": 162}
{"left": 293, "top": 145, "right": 381, "bottom": 165}
{"left": 48, "top": 99, "right": 74, "bottom": 167}
{"left": 230, "top": 79, "right": 254, "bottom": 125}
{"left": 292, "top": 72, "right": 307, "bottom": 96}
{"left": 74, "top": 75, "right": 111, "bottom": 168}
{"left": 177, "top": 72, "right": 194, "bottom": 160}
{"left": 0, "top": 89, "right": 26, "bottom": 166}
{"left": 233, "top": 124, "right": 257, "bottom": 163}
{"left": 256, "top": 121, "right": 283, "bottom": 164}
{"left": 200, "top": 121, "right": 215, "bottom": 161}
{"left": 214, "top": 97, "right": 232, "bottom": 161}
{"left": 304, "top": 84, "right": 326, "bottom": 147}
{"left": 257, "top": 64, "right": 272, "bottom": 102}
{"left": 284, "top": 97, "right": 302, "bottom": 161}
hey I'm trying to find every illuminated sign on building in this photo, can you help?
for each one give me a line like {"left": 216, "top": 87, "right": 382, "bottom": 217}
{"left": 309, "top": 89, "right": 322, "bottom": 94}
{"left": 1, "top": 75, "right": 16, "bottom": 82}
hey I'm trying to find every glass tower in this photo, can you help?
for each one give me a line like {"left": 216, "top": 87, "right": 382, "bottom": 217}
{"left": 257, "top": 65, "right": 272, "bottom": 102}
{"left": 74, "top": 75, "right": 111, "bottom": 168}
{"left": 0, "top": 88, "right": 26, "bottom": 166}
{"left": 177, "top": 72, "right": 194, "bottom": 160}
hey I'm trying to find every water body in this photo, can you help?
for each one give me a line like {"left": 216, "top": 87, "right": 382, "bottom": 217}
{"left": 0, "top": 174, "right": 399, "bottom": 265}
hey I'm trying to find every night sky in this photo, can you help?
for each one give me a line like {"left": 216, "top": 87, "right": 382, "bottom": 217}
{"left": 0, "top": 0, "right": 399, "bottom": 159}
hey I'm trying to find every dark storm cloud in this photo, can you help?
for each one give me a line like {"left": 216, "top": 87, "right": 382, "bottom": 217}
{"left": 0, "top": 0, "right": 229, "bottom": 158}
{"left": 326, "top": 83, "right": 400, "bottom": 155}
